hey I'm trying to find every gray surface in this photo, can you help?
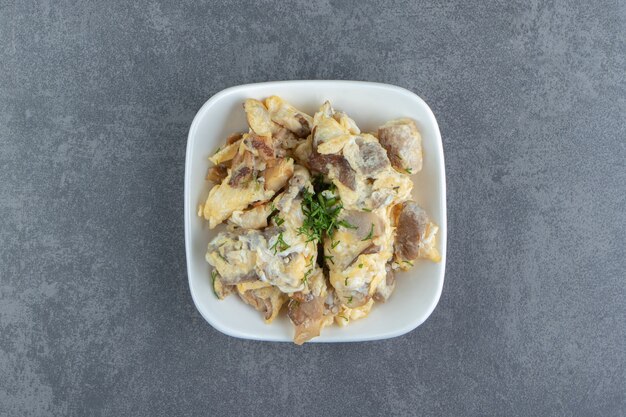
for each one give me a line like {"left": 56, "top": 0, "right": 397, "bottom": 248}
{"left": 1, "top": 0, "right": 625, "bottom": 416}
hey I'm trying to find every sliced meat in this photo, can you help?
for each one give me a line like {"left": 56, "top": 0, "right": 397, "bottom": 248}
{"left": 288, "top": 295, "right": 324, "bottom": 345}
{"left": 244, "top": 133, "right": 275, "bottom": 160}
{"left": 212, "top": 272, "right": 234, "bottom": 300}
{"left": 393, "top": 201, "right": 440, "bottom": 262}
{"left": 378, "top": 118, "right": 423, "bottom": 173}
{"left": 343, "top": 136, "right": 390, "bottom": 177}
{"left": 238, "top": 286, "right": 287, "bottom": 323}
{"left": 273, "top": 127, "right": 301, "bottom": 151}
{"left": 228, "top": 149, "right": 255, "bottom": 187}
{"left": 226, "top": 132, "right": 244, "bottom": 145}
{"left": 206, "top": 164, "right": 228, "bottom": 183}
{"left": 308, "top": 150, "right": 356, "bottom": 190}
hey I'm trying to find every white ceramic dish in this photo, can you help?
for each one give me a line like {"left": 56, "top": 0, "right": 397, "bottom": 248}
{"left": 185, "top": 80, "right": 446, "bottom": 342}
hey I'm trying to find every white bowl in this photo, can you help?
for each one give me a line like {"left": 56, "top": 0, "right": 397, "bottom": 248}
{"left": 185, "top": 81, "right": 446, "bottom": 342}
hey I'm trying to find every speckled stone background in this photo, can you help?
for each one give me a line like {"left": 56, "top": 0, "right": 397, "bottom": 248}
{"left": 1, "top": 0, "right": 625, "bottom": 416}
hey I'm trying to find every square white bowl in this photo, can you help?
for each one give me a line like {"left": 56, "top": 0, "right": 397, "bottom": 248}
{"left": 185, "top": 80, "right": 446, "bottom": 342}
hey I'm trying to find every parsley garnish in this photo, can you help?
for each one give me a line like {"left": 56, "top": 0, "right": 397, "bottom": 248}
{"left": 403, "top": 260, "right": 414, "bottom": 266}
{"left": 297, "top": 184, "right": 346, "bottom": 244}
{"left": 361, "top": 223, "right": 374, "bottom": 241}
{"left": 347, "top": 296, "right": 353, "bottom": 304}
{"left": 331, "top": 240, "right": 340, "bottom": 249}
{"left": 324, "top": 255, "right": 334, "bottom": 265}
{"left": 405, "top": 167, "right": 413, "bottom": 174}
{"left": 338, "top": 220, "right": 357, "bottom": 230}
{"left": 303, "top": 268, "right": 314, "bottom": 285}
{"left": 211, "top": 270, "right": 219, "bottom": 297}
{"left": 362, "top": 208, "right": 372, "bottom": 212}
{"left": 358, "top": 263, "right": 363, "bottom": 269}
{"left": 271, "top": 232, "right": 290, "bottom": 254}
{"left": 344, "top": 277, "right": 349, "bottom": 286}
{"left": 274, "top": 216, "right": 285, "bottom": 226}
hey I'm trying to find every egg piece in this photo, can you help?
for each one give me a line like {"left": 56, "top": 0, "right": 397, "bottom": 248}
{"left": 265, "top": 95, "right": 312, "bottom": 138}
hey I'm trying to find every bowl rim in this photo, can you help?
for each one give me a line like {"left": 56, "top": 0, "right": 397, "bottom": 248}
{"left": 184, "top": 80, "right": 447, "bottom": 342}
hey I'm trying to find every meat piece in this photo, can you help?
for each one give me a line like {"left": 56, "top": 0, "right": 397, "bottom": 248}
{"left": 206, "top": 164, "right": 228, "bottom": 183}
{"left": 343, "top": 136, "right": 390, "bottom": 177}
{"left": 273, "top": 127, "right": 301, "bottom": 151}
{"left": 238, "top": 286, "right": 287, "bottom": 323}
{"left": 226, "top": 132, "right": 243, "bottom": 145}
{"left": 308, "top": 150, "right": 356, "bottom": 190}
{"left": 378, "top": 118, "right": 423, "bottom": 173}
{"left": 212, "top": 272, "right": 234, "bottom": 300}
{"left": 393, "top": 201, "right": 440, "bottom": 262}
{"left": 373, "top": 263, "right": 396, "bottom": 302}
{"left": 244, "top": 133, "right": 275, "bottom": 161}
{"left": 228, "top": 149, "right": 255, "bottom": 187}
{"left": 265, "top": 95, "right": 313, "bottom": 138}
{"left": 263, "top": 158, "right": 294, "bottom": 192}
{"left": 288, "top": 295, "right": 324, "bottom": 345}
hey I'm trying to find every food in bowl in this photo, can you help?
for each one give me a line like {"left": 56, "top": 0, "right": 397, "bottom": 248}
{"left": 198, "top": 96, "right": 440, "bottom": 344}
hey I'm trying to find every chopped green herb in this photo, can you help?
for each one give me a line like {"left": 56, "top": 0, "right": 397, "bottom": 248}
{"left": 362, "top": 208, "right": 372, "bottom": 212}
{"left": 358, "top": 263, "right": 363, "bottom": 269}
{"left": 405, "top": 167, "right": 413, "bottom": 174}
{"left": 403, "top": 260, "right": 414, "bottom": 266}
{"left": 213, "top": 146, "right": 221, "bottom": 155}
{"left": 211, "top": 270, "right": 219, "bottom": 297}
{"left": 344, "top": 277, "right": 349, "bottom": 286}
{"left": 331, "top": 240, "right": 341, "bottom": 249}
{"left": 271, "top": 232, "right": 290, "bottom": 254}
{"left": 361, "top": 223, "right": 375, "bottom": 241}
{"left": 338, "top": 220, "right": 357, "bottom": 230}
{"left": 217, "top": 253, "right": 229, "bottom": 264}
{"left": 297, "top": 185, "right": 345, "bottom": 244}
{"left": 274, "top": 216, "right": 285, "bottom": 226}
{"left": 303, "top": 268, "right": 314, "bottom": 285}
{"left": 347, "top": 296, "right": 353, "bottom": 304}
{"left": 324, "top": 255, "right": 334, "bottom": 265}
{"left": 337, "top": 314, "right": 348, "bottom": 321}
{"left": 270, "top": 201, "right": 276, "bottom": 212}
{"left": 306, "top": 257, "right": 314, "bottom": 267}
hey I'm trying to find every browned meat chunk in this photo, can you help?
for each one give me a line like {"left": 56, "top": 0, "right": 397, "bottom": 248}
{"left": 378, "top": 118, "right": 423, "bottom": 173}
{"left": 349, "top": 138, "right": 390, "bottom": 177}
{"left": 308, "top": 150, "right": 356, "bottom": 190}
{"left": 228, "top": 150, "right": 255, "bottom": 187}
{"left": 393, "top": 201, "right": 440, "bottom": 262}
{"left": 206, "top": 164, "right": 228, "bottom": 183}
{"left": 288, "top": 295, "right": 324, "bottom": 345}
{"left": 238, "top": 286, "right": 287, "bottom": 323}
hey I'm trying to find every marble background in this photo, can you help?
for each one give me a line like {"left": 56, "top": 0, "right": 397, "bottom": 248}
{"left": 1, "top": 0, "right": 624, "bottom": 415}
